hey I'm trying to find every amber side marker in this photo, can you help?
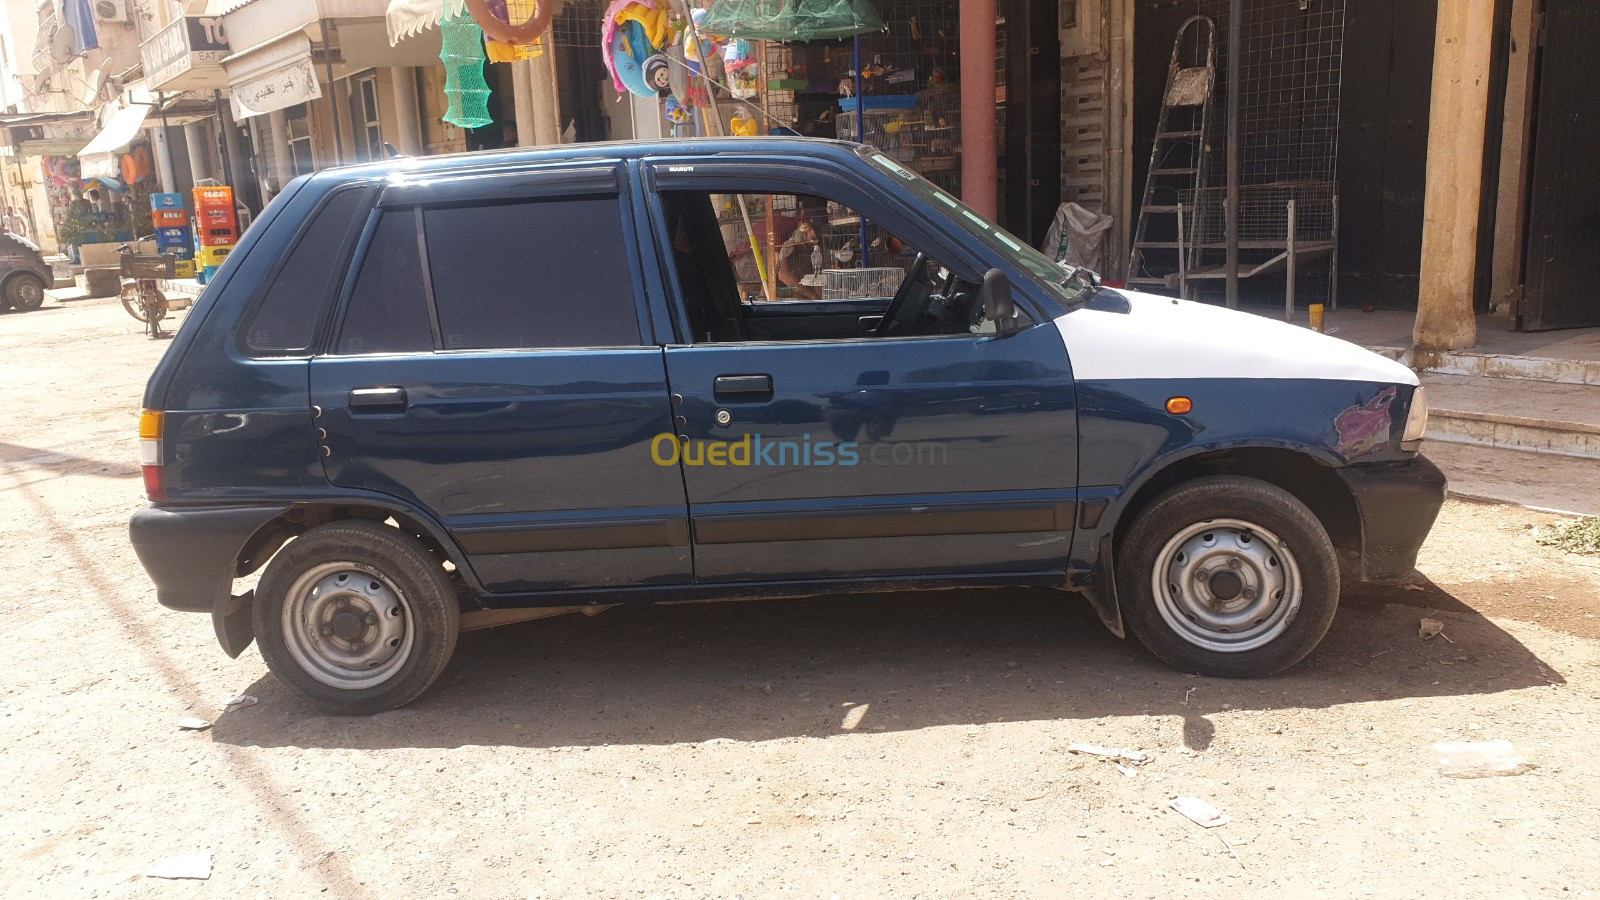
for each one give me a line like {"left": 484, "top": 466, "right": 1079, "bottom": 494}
{"left": 1166, "top": 397, "right": 1193, "bottom": 415}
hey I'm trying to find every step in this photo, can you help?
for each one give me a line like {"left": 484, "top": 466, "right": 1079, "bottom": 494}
{"left": 1422, "top": 373, "right": 1600, "bottom": 460}
{"left": 1151, "top": 167, "right": 1198, "bottom": 175}
{"left": 1374, "top": 346, "right": 1600, "bottom": 387}
{"left": 1156, "top": 130, "right": 1203, "bottom": 139}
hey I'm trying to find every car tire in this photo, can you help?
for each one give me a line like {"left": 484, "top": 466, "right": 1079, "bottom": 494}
{"left": 4, "top": 273, "right": 45, "bottom": 312}
{"left": 1116, "top": 475, "right": 1339, "bottom": 678}
{"left": 253, "top": 520, "right": 460, "bottom": 714}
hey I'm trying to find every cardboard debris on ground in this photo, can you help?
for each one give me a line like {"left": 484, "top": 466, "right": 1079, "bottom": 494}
{"left": 1432, "top": 740, "right": 1531, "bottom": 778}
{"left": 223, "top": 694, "right": 258, "bottom": 711}
{"left": 146, "top": 852, "right": 212, "bottom": 880}
{"left": 1067, "top": 743, "right": 1151, "bottom": 766}
{"left": 176, "top": 717, "right": 212, "bottom": 731}
{"left": 1169, "top": 796, "right": 1231, "bottom": 828}
{"left": 1418, "top": 618, "right": 1445, "bottom": 640}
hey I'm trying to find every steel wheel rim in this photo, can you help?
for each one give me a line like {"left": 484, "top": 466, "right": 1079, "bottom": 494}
{"left": 15, "top": 278, "right": 42, "bottom": 305}
{"left": 281, "top": 561, "right": 415, "bottom": 689}
{"left": 120, "top": 286, "right": 148, "bottom": 322}
{"left": 1150, "top": 517, "right": 1302, "bottom": 653}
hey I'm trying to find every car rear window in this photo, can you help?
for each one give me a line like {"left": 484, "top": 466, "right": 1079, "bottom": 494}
{"left": 242, "top": 187, "right": 370, "bottom": 354}
{"left": 336, "top": 210, "right": 434, "bottom": 355}
{"left": 422, "top": 197, "right": 641, "bottom": 350}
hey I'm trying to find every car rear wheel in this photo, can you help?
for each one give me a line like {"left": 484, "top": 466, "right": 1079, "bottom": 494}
{"left": 1116, "top": 475, "right": 1339, "bottom": 677}
{"left": 254, "top": 520, "right": 459, "bottom": 714}
{"left": 5, "top": 273, "right": 45, "bottom": 312}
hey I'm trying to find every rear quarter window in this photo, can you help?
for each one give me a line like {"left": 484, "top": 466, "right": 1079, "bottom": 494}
{"left": 241, "top": 186, "right": 371, "bottom": 355}
{"left": 423, "top": 197, "right": 641, "bottom": 350}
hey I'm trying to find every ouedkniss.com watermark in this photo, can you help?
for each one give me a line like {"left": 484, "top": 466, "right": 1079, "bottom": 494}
{"left": 651, "top": 433, "right": 948, "bottom": 467}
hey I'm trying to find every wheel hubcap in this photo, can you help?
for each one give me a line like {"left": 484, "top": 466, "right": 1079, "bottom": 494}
{"left": 281, "top": 562, "right": 414, "bottom": 689}
{"left": 1151, "top": 518, "right": 1302, "bottom": 653}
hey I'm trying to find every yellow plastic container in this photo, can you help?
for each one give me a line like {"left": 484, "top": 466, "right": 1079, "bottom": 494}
{"left": 195, "top": 244, "right": 233, "bottom": 269}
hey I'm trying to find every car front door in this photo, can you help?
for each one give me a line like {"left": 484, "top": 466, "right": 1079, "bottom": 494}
{"left": 309, "top": 164, "right": 691, "bottom": 593}
{"left": 644, "top": 159, "right": 1080, "bottom": 584}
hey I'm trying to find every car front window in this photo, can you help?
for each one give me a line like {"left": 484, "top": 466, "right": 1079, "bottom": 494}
{"left": 862, "top": 150, "right": 1094, "bottom": 314}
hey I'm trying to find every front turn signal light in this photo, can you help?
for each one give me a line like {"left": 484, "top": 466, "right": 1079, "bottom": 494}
{"left": 1166, "top": 397, "right": 1193, "bottom": 415}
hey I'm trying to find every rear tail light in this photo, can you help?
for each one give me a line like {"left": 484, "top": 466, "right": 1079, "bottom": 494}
{"left": 139, "top": 409, "right": 166, "bottom": 501}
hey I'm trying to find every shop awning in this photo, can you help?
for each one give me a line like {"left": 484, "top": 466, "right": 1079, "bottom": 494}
{"left": 77, "top": 102, "right": 153, "bottom": 180}
{"left": 222, "top": 29, "right": 323, "bottom": 119}
{"left": 385, "top": 0, "right": 465, "bottom": 45}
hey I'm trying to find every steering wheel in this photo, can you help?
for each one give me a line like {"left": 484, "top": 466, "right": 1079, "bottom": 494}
{"left": 874, "top": 252, "right": 935, "bottom": 336}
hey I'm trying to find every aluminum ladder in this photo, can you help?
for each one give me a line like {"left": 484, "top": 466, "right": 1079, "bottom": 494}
{"left": 1127, "top": 15, "right": 1217, "bottom": 294}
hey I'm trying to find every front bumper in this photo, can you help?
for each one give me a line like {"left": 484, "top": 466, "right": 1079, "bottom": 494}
{"left": 1336, "top": 454, "right": 1448, "bottom": 582}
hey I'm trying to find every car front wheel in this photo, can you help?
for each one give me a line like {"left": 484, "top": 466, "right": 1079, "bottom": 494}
{"left": 1117, "top": 475, "right": 1340, "bottom": 677}
{"left": 5, "top": 273, "right": 45, "bottom": 312}
{"left": 253, "top": 520, "right": 460, "bottom": 714}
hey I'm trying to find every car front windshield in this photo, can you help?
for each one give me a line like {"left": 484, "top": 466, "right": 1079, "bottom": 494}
{"left": 861, "top": 149, "right": 1094, "bottom": 314}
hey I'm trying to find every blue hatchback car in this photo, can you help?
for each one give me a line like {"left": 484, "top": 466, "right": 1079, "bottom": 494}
{"left": 130, "top": 139, "right": 1443, "bottom": 713}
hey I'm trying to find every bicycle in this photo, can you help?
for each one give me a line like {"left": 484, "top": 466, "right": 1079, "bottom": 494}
{"left": 117, "top": 240, "right": 174, "bottom": 339}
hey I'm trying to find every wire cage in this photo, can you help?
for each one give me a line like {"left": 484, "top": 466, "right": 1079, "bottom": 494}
{"left": 1182, "top": 0, "right": 1347, "bottom": 314}
{"left": 834, "top": 87, "right": 961, "bottom": 192}
{"left": 1179, "top": 181, "right": 1339, "bottom": 316}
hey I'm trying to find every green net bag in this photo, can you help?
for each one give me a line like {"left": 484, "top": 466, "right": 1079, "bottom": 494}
{"left": 440, "top": 9, "right": 493, "bottom": 128}
{"left": 698, "top": 0, "right": 884, "bottom": 42}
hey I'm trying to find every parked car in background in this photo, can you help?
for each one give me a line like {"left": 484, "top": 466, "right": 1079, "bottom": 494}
{"left": 129, "top": 139, "right": 1444, "bottom": 714}
{"left": 0, "top": 232, "right": 51, "bottom": 313}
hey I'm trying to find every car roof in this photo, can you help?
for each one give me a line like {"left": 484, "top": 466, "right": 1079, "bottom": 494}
{"left": 305, "top": 137, "right": 868, "bottom": 188}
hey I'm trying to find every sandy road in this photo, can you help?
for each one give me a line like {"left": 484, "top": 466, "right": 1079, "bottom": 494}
{"left": 2, "top": 297, "right": 1598, "bottom": 898}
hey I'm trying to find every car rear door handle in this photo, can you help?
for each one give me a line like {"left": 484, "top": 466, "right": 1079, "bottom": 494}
{"left": 713, "top": 374, "right": 773, "bottom": 402}
{"left": 348, "top": 386, "right": 408, "bottom": 413}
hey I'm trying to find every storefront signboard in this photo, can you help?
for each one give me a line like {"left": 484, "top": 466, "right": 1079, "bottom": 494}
{"left": 142, "top": 16, "right": 231, "bottom": 91}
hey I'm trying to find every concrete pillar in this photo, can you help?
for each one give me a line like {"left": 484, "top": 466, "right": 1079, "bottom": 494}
{"left": 334, "top": 79, "right": 357, "bottom": 164}
{"left": 218, "top": 102, "right": 251, "bottom": 197}
{"left": 151, "top": 123, "right": 178, "bottom": 193}
{"left": 388, "top": 67, "right": 423, "bottom": 155}
{"left": 527, "top": 46, "right": 562, "bottom": 145}
{"left": 1415, "top": 0, "right": 1496, "bottom": 352}
{"left": 183, "top": 119, "right": 211, "bottom": 183}
{"left": 959, "top": 0, "right": 998, "bottom": 219}
{"left": 512, "top": 59, "right": 537, "bottom": 147}
{"left": 267, "top": 109, "right": 294, "bottom": 196}
{"left": 1489, "top": 0, "right": 1538, "bottom": 316}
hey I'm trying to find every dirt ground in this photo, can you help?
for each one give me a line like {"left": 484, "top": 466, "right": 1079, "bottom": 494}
{"left": 3, "top": 298, "right": 1598, "bottom": 898}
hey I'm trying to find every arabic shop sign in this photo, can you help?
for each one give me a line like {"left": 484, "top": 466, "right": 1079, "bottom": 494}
{"left": 142, "top": 16, "right": 231, "bottom": 90}
{"left": 230, "top": 58, "right": 322, "bottom": 119}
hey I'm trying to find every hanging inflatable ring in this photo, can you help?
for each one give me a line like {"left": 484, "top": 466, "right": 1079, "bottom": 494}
{"left": 464, "top": 0, "right": 554, "bottom": 44}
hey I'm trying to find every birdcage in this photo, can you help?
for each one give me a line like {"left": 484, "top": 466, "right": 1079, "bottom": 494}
{"left": 822, "top": 266, "right": 904, "bottom": 300}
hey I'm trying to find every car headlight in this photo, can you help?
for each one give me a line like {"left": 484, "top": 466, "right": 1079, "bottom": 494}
{"left": 1402, "top": 386, "right": 1429, "bottom": 444}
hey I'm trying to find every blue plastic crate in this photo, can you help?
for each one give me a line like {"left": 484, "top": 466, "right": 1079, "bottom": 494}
{"left": 837, "top": 94, "right": 920, "bottom": 112}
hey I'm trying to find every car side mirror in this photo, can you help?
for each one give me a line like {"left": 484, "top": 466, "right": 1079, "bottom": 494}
{"left": 980, "top": 268, "right": 1021, "bottom": 334}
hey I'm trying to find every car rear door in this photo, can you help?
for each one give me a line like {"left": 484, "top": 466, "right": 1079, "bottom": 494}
{"left": 309, "top": 163, "right": 691, "bottom": 593}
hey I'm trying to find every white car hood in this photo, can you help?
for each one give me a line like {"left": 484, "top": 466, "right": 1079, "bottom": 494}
{"left": 1052, "top": 290, "right": 1418, "bottom": 386}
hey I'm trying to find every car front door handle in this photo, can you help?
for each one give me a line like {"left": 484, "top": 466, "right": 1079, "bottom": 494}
{"left": 348, "top": 386, "right": 409, "bottom": 413}
{"left": 713, "top": 374, "right": 773, "bottom": 402}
